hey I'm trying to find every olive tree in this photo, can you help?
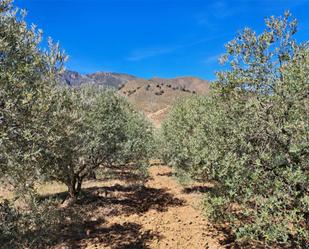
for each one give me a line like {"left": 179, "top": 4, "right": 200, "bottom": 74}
{"left": 207, "top": 12, "right": 309, "bottom": 247}
{"left": 41, "top": 86, "right": 154, "bottom": 201}
{"left": 161, "top": 12, "right": 308, "bottom": 247}
{"left": 0, "top": 1, "right": 67, "bottom": 247}
{"left": 161, "top": 95, "right": 227, "bottom": 179}
{"left": 0, "top": 0, "right": 66, "bottom": 197}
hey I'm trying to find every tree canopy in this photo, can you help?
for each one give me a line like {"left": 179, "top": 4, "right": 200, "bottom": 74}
{"left": 161, "top": 12, "right": 308, "bottom": 247}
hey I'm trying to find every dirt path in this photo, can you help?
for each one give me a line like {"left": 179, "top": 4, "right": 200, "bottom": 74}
{"left": 108, "top": 165, "right": 223, "bottom": 249}
{"left": 54, "top": 163, "right": 224, "bottom": 249}
{"left": 74, "top": 164, "right": 223, "bottom": 249}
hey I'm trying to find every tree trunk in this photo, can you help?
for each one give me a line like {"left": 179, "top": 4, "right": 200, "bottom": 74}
{"left": 62, "top": 176, "right": 83, "bottom": 207}
{"left": 75, "top": 177, "right": 82, "bottom": 196}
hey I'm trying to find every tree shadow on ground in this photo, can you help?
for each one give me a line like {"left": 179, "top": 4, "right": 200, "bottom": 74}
{"left": 77, "top": 184, "right": 185, "bottom": 215}
{"left": 57, "top": 219, "right": 162, "bottom": 249}
{"left": 35, "top": 163, "right": 185, "bottom": 248}
{"left": 149, "top": 162, "right": 162, "bottom": 167}
{"left": 157, "top": 171, "right": 173, "bottom": 177}
{"left": 37, "top": 182, "right": 184, "bottom": 248}
{"left": 31, "top": 183, "right": 173, "bottom": 249}
{"left": 40, "top": 182, "right": 185, "bottom": 216}
{"left": 182, "top": 185, "right": 212, "bottom": 194}
{"left": 18, "top": 217, "right": 161, "bottom": 249}
{"left": 97, "top": 164, "right": 152, "bottom": 183}
{"left": 213, "top": 225, "right": 237, "bottom": 249}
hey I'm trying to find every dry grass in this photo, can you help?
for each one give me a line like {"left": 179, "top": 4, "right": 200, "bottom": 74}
{"left": 118, "top": 77, "right": 210, "bottom": 125}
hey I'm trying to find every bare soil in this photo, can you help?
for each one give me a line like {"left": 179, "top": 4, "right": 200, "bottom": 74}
{"left": 50, "top": 162, "right": 224, "bottom": 249}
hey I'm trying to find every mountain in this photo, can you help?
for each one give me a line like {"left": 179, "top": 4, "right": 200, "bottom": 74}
{"left": 62, "top": 70, "right": 210, "bottom": 126}
{"left": 62, "top": 70, "right": 137, "bottom": 88}
{"left": 119, "top": 77, "right": 210, "bottom": 126}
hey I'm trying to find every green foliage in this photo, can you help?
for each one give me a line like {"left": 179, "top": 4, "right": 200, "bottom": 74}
{"left": 86, "top": 87, "right": 154, "bottom": 168}
{"left": 161, "top": 95, "right": 225, "bottom": 179}
{"left": 39, "top": 86, "right": 154, "bottom": 199}
{"left": 38, "top": 86, "right": 89, "bottom": 198}
{"left": 0, "top": 0, "right": 66, "bottom": 196}
{"left": 0, "top": 1, "right": 155, "bottom": 248}
{"left": 0, "top": 199, "right": 65, "bottom": 249}
{"left": 161, "top": 12, "right": 309, "bottom": 247}
{"left": 0, "top": 2, "right": 68, "bottom": 247}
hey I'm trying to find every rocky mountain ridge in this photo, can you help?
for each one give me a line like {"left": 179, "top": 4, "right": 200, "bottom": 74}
{"left": 62, "top": 70, "right": 137, "bottom": 88}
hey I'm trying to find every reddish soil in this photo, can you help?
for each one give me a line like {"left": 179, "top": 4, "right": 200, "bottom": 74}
{"left": 53, "top": 163, "right": 224, "bottom": 249}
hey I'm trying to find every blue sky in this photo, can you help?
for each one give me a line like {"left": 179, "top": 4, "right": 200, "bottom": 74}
{"left": 15, "top": 0, "right": 309, "bottom": 80}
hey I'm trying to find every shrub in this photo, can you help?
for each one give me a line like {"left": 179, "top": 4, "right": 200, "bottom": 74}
{"left": 208, "top": 12, "right": 309, "bottom": 247}
{"left": 161, "top": 95, "right": 224, "bottom": 179}
{"left": 160, "top": 12, "right": 309, "bottom": 247}
{"left": 0, "top": 199, "right": 65, "bottom": 249}
{"left": 118, "top": 84, "right": 125, "bottom": 90}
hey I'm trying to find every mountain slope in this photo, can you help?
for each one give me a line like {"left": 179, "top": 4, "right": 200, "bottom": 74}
{"left": 62, "top": 70, "right": 210, "bottom": 126}
{"left": 119, "top": 77, "right": 210, "bottom": 125}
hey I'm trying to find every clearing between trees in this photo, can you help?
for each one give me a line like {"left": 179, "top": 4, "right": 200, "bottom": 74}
{"left": 29, "top": 161, "right": 224, "bottom": 249}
